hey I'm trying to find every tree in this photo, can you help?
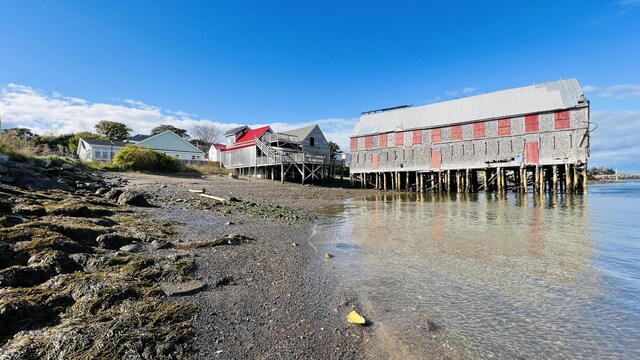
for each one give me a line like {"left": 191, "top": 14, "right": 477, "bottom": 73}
{"left": 191, "top": 122, "right": 223, "bottom": 144}
{"left": 95, "top": 120, "right": 132, "bottom": 141}
{"left": 2, "top": 128, "right": 35, "bottom": 140}
{"left": 151, "top": 124, "right": 188, "bottom": 138}
{"left": 67, "top": 132, "right": 105, "bottom": 153}
{"left": 329, "top": 141, "right": 340, "bottom": 160}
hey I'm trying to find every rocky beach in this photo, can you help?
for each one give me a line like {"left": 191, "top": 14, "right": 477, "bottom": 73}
{"left": 0, "top": 157, "right": 378, "bottom": 359}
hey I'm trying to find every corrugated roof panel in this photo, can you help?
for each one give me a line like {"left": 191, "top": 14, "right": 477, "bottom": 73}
{"left": 351, "top": 79, "right": 584, "bottom": 136}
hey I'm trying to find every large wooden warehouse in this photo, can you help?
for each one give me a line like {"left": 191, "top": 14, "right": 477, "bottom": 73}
{"left": 349, "top": 79, "right": 590, "bottom": 193}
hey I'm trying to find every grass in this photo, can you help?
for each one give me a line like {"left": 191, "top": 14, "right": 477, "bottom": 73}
{"left": 181, "top": 161, "right": 232, "bottom": 175}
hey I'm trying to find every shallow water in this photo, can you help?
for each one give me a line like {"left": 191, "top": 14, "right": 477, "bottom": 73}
{"left": 311, "top": 180, "right": 640, "bottom": 359}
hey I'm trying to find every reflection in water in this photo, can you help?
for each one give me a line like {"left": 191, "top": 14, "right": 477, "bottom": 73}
{"left": 311, "top": 182, "right": 640, "bottom": 359}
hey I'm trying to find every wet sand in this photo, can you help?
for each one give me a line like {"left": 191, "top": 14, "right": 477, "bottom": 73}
{"left": 122, "top": 173, "right": 379, "bottom": 359}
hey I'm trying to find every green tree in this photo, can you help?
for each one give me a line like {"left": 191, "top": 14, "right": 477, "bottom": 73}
{"left": 34, "top": 133, "right": 74, "bottom": 152}
{"left": 151, "top": 124, "right": 188, "bottom": 138}
{"left": 68, "top": 132, "right": 105, "bottom": 153}
{"left": 95, "top": 120, "right": 132, "bottom": 141}
{"left": 328, "top": 141, "right": 340, "bottom": 159}
{"left": 2, "top": 127, "right": 35, "bottom": 140}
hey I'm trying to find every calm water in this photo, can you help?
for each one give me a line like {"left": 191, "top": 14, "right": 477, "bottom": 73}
{"left": 310, "top": 180, "right": 640, "bottom": 359}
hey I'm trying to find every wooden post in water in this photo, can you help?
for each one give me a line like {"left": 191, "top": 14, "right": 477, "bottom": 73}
{"left": 483, "top": 169, "right": 488, "bottom": 193}
{"left": 552, "top": 165, "right": 558, "bottom": 193}
{"left": 582, "top": 166, "right": 588, "bottom": 193}
{"left": 572, "top": 165, "right": 578, "bottom": 194}
{"left": 406, "top": 171, "right": 410, "bottom": 192}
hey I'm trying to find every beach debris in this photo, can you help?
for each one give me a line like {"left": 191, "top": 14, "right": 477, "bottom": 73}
{"left": 324, "top": 253, "right": 334, "bottom": 259}
{"left": 291, "top": 242, "right": 299, "bottom": 247}
{"left": 339, "top": 299, "right": 349, "bottom": 307}
{"left": 160, "top": 280, "right": 207, "bottom": 296}
{"left": 347, "top": 310, "right": 367, "bottom": 325}
{"left": 228, "top": 173, "right": 238, "bottom": 179}
{"left": 199, "top": 193, "right": 229, "bottom": 203}
{"left": 187, "top": 189, "right": 205, "bottom": 193}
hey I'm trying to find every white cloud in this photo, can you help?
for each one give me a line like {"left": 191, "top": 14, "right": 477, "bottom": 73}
{"left": 445, "top": 87, "right": 478, "bottom": 98}
{"left": 0, "top": 83, "right": 356, "bottom": 151}
{"left": 589, "top": 110, "right": 640, "bottom": 173}
{"left": 583, "top": 84, "right": 640, "bottom": 100}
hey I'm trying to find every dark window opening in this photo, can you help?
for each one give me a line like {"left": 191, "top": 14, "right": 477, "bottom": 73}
{"left": 310, "top": 137, "right": 315, "bottom": 147}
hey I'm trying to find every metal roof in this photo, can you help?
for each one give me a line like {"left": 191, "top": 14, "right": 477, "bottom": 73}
{"left": 280, "top": 124, "right": 318, "bottom": 142}
{"left": 127, "top": 134, "right": 150, "bottom": 142}
{"left": 81, "top": 138, "right": 128, "bottom": 147}
{"left": 224, "top": 125, "right": 248, "bottom": 137}
{"left": 351, "top": 78, "right": 585, "bottom": 137}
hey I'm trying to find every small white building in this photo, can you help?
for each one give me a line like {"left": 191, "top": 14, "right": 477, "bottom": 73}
{"left": 207, "top": 143, "right": 227, "bottom": 162}
{"left": 77, "top": 130, "right": 206, "bottom": 162}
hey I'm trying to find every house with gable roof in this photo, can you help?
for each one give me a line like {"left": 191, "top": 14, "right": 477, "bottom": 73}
{"left": 220, "top": 124, "right": 330, "bottom": 183}
{"left": 77, "top": 130, "right": 206, "bottom": 162}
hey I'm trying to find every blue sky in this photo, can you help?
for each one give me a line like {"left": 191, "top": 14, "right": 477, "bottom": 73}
{"left": 1, "top": 1, "right": 639, "bottom": 171}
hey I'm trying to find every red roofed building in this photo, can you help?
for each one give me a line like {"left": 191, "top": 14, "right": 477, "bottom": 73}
{"left": 220, "top": 124, "right": 332, "bottom": 184}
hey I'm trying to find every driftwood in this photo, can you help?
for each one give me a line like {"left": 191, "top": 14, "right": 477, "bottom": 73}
{"left": 198, "top": 193, "right": 228, "bottom": 203}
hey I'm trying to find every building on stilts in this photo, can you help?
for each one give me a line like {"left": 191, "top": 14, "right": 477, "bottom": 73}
{"left": 349, "top": 78, "right": 591, "bottom": 194}
{"left": 221, "top": 124, "right": 331, "bottom": 184}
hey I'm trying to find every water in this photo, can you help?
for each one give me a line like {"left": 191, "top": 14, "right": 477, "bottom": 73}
{"left": 310, "top": 180, "right": 640, "bottom": 359}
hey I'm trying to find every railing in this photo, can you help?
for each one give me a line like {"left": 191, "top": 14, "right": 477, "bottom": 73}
{"left": 263, "top": 133, "right": 299, "bottom": 144}
{"left": 253, "top": 135, "right": 326, "bottom": 166}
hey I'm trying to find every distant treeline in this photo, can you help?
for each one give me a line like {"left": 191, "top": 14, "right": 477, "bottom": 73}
{"left": 588, "top": 167, "right": 616, "bottom": 176}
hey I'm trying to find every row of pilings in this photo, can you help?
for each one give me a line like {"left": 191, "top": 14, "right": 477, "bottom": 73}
{"left": 350, "top": 164, "right": 588, "bottom": 194}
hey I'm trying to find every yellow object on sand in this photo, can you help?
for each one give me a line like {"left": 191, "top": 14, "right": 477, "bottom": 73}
{"left": 347, "top": 310, "right": 366, "bottom": 325}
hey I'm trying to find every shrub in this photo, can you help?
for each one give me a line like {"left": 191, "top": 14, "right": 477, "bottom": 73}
{"left": 0, "top": 132, "right": 36, "bottom": 161}
{"left": 112, "top": 146, "right": 182, "bottom": 173}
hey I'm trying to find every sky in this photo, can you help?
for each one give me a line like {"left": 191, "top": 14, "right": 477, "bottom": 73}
{"left": 0, "top": 1, "right": 639, "bottom": 171}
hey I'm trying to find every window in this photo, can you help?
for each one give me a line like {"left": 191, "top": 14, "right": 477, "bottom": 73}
{"left": 473, "top": 122, "right": 485, "bottom": 138}
{"left": 451, "top": 125, "right": 462, "bottom": 141}
{"left": 350, "top": 138, "right": 358, "bottom": 151}
{"left": 310, "top": 137, "right": 315, "bottom": 147}
{"left": 395, "top": 132, "right": 404, "bottom": 146}
{"left": 431, "top": 128, "right": 441, "bottom": 143}
{"left": 175, "top": 154, "right": 180, "bottom": 158}
{"left": 525, "top": 115, "right": 539, "bottom": 133}
{"left": 379, "top": 133, "right": 388, "bottom": 148}
{"left": 94, "top": 150, "right": 101, "bottom": 159}
{"left": 554, "top": 111, "right": 570, "bottom": 129}
{"left": 102, "top": 151, "right": 109, "bottom": 159}
{"left": 412, "top": 130, "right": 422, "bottom": 145}
{"left": 364, "top": 136, "right": 373, "bottom": 149}
{"left": 498, "top": 118, "right": 511, "bottom": 136}
{"left": 192, "top": 155, "right": 198, "bottom": 160}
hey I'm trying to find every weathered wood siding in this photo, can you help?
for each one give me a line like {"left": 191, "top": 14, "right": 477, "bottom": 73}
{"left": 221, "top": 146, "right": 256, "bottom": 168}
{"left": 300, "top": 126, "right": 331, "bottom": 159}
{"left": 350, "top": 107, "right": 589, "bottom": 173}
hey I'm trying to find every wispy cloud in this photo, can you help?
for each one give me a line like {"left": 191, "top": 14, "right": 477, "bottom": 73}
{"left": 590, "top": 0, "right": 640, "bottom": 25}
{"left": 445, "top": 87, "right": 478, "bottom": 98}
{"left": 583, "top": 84, "right": 640, "bottom": 100}
{"left": 0, "top": 83, "right": 356, "bottom": 151}
{"left": 589, "top": 110, "right": 640, "bottom": 172}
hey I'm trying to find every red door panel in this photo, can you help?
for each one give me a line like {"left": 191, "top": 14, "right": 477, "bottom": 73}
{"left": 525, "top": 142, "right": 539, "bottom": 165}
{"left": 431, "top": 150, "right": 441, "bottom": 169}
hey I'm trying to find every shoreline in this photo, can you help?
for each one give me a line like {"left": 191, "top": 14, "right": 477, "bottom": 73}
{"left": 122, "top": 173, "right": 378, "bottom": 358}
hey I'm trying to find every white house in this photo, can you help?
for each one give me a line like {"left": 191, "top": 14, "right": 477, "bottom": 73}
{"left": 77, "top": 130, "right": 206, "bottom": 162}
{"left": 207, "top": 143, "right": 227, "bottom": 162}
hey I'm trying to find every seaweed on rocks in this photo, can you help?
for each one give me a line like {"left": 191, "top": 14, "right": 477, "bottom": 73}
{"left": 0, "top": 158, "right": 201, "bottom": 359}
